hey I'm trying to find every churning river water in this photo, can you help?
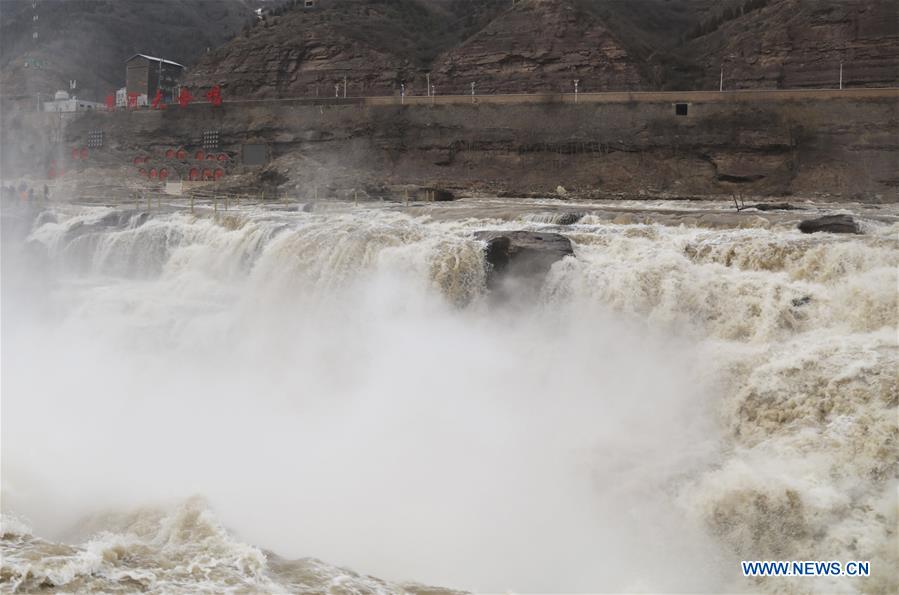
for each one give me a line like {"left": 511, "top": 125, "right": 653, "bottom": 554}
{"left": 1, "top": 197, "right": 896, "bottom": 594}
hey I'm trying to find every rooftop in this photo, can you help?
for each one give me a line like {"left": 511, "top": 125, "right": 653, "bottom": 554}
{"left": 127, "top": 54, "right": 185, "bottom": 68}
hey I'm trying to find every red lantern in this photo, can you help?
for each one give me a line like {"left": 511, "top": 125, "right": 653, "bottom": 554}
{"left": 203, "top": 169, "right": 212, "bottom": 180}
{"left": 80, "top": 148, "right": 88, "bottom": 160}
{"left": 149, "top": 168, "right": 157, "bottom": 179}
{"left": 195, "top": 150, "right": 205, "bottom": 160}
{"left": 138, "top": 168, "right": 147, "bottom": 177}
{"left": 217, "top": 153, "right": 228, "bottom": 161}
{"left": 214, "top": 168, "right": 224, "bottom": 180}
{"left": 166, "top": 149, "right": 175, "bottom": 159}
{"left": 189, "top": 168, "right": 199, "bottom": 181}
{"left": 176, "top": 149, "right": 186, "bottom": 160}
{"left": 159, "top": 168, "right": 169, "bottom": 180}
{"left": 72, "top": 148, "right": 80, "bottom": 160}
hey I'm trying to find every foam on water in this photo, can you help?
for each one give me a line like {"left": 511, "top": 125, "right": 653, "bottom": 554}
{"left": 1, "top": 499, "right": 417, "bottom": 594}
{"left": 2, "top": 200, "right": 896, "bottom": 594}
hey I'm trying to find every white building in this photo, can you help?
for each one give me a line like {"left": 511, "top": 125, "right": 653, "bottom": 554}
{"left": 43, "top": 90, "right": 104, "bottom": 113}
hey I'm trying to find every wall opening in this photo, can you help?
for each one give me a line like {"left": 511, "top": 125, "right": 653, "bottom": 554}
{"left": 675, "top": 103, "right": 689, "bottom": 116}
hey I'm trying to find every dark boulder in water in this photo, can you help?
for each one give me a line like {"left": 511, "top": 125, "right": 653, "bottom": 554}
{"left": 751, "top": 202, "right": 797, "bottom": 211}
{"left": 555, "top": 212, "right": 585, "bottom": 225}
{"left": 797, "top": 214, "right": 860, "bottom": 234}
{"left": 474, "top": 230, "right": 573, "bottom": 288}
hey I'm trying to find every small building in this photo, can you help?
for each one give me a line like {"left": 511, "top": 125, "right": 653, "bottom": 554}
{"left": 43, "top": 90, "right": 104, "bottom": 112}
{"left": 125, "top": 54, "right": 184, "bottom": 102}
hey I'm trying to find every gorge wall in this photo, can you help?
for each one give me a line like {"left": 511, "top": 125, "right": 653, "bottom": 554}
{"left": 20, "top": 90, "right": 899, "bottom": 202}
{"left": 683, "top": 0, "right": 899, "bottom": 91}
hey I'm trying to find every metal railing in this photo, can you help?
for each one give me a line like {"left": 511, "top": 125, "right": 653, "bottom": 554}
{"left": 34, "top": 86, "right": 897, "bottom": 114}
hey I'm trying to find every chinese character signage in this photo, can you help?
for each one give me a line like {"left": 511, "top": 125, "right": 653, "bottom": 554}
{"left": 177, "top": 88, "right": 193, "bottom": 108}
{"left": 205, "top": 85, "right": 222, "bottom": 107}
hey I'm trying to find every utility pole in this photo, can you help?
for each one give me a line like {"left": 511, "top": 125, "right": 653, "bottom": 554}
{"left": 401, "top": 82, "right": 405, "bottom": 104}
{"left": 839, "top": 62, "right": 843, "bottom": 90}
{"left": 426, "top": 73, "right": 430, "bottom": 97}
{"left": 574, "top": 79, "right": 579, "bottom": 103}
{"left": 471, "top": 81, "right": 476, "bottom": 103}
{"left": 335, "top": 83, "right": 339, "bottom": 98}
{"left": 719, "top": 65, "right": 724, "bottom": 92}
{"left": 343, "top": 75, "right": 347, "bottom": 98}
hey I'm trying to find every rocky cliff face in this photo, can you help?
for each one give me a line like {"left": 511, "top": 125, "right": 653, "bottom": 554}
{"left": 684, "top": 0, "right": 899, "bottom": 90}
{"left": 187, "top": 0, "right": 899, "bottom": 98}
{"left": 182, "top": 0, "right": 709, "bottom": 98}
{"left": 3, "top": 0, "right": 896, "bottom": 104}
{"left": 182, "top": 0, "right": 898, "bottom": 98}
{"left": 183, "top": 0, "right": 469, "bottom": 99}
{"left": 432, "top": 0, "right": 646, "bottom": 94}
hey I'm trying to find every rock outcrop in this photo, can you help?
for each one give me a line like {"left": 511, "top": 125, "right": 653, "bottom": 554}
{"left": 183, "top": 0, "right": 460, "bottom": 98}
{"left": 474, "top": 230, "right": 573, "bottom": 288}
{"left": 178, "top": 0, "right": 897, "bottom": 99}
{"left": 684, "top": 0, "right": 899, "bottom": 90}
{"left": 797, "top": 214, "right": 860, "bottom": 234}
{"left": 181, "top": 0, "right": 675, "bottom": 98}
{"left": 432, "top": 0, "right": 646, "bottom": 94}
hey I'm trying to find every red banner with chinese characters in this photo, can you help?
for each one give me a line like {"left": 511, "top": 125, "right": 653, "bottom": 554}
{"left": 205, "top": 85, "right": 222, "bottom": 107}
{"left": 177, "top": 88, "right": 193, "bottom": 108}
